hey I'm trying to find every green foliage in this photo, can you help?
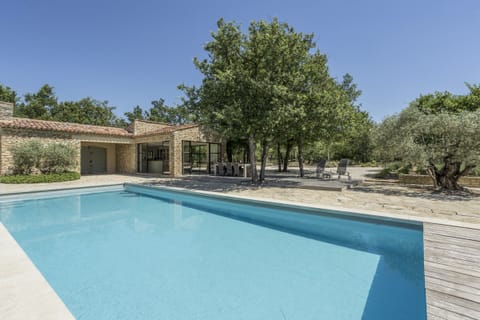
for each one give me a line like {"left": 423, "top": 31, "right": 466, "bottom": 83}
{"left": 10, "top": 141, "right": 43, "bottom": 174}
{"left": 124, "top": 99, "right": 192, "bottom": 125}
{"left": 375, "top": 86, "right": 480, "bottom": 189}
{"left": 15, "top": 84, "right": 57, "bottom": 119}
{"left": 50, "top": 98, "right": 126, "bottom": 127}
{"left": 10, "top": 141, "right": 78, "bottom": 175}
{"left": 415, "top": 83, "right": 480, "bottom": 114}
{"left": 11, "top": 84, "right": 126, "bottom": 127}
{"left": 124, "top": 105, "right": 147, "bottom": 123}
{"left": 0, "top": 172, "right": 80, "bottom": 184}
{"left": 0, "top": 83, "right": 18, "bottom": 104}
{"left": 182, "top": 18, "right": 360, "bottom": 180}
{"left": 39, "top": 143, "right": 79, "bottom": 174}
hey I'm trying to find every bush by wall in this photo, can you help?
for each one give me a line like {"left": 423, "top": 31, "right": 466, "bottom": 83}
{"left": 10, "top": 141, "right": 43, "bottom": 174}
{"left": 0, "top": 172, "right": 80, "bottom": 184}
{"left": 10, "top": 141, "right": 78, "bottom": 175}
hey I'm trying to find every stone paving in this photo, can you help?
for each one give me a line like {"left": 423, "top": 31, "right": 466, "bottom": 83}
{"left": 0, "top": 167, "right": 479, "bottom": 225}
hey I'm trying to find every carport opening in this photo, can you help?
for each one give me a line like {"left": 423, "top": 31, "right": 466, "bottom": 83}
{"left": 81, "top": 146, "right": 107, "bottom": 174}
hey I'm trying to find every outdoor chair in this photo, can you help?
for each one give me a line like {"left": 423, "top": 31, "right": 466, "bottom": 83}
{"left": 316, "top": 159, "right": 332, "bottom": 179}
{"left": 232, "top": 163, "right": 241, "bottom": 177}
{"left": 226, "top": 162, "right": 233, "bottom": 176}
{"left": 336, "top": 159, "right": 351, "bottom": 180}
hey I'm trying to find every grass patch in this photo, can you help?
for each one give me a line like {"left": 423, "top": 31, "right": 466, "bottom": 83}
{"left": 0, "top": 172, "right": 80, "bottom": 184}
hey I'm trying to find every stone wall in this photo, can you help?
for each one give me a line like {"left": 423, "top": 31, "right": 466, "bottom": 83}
{"left": 73, "top": 134, "right": 131, "bottom": 144}
{"left": 0, "top": 128, "right": 80, "bottom": 175}
{"left": 132, "top": 120, "right": 172, "bottom": 135}
{"left": 171, "top": 126, "right": 224, "bottom": 177}
{"left": 116, "top": 144, "right": 136, "bottom": 174}
{"left": 399, "top": 174, "right": 480, "bottom": 188}
{"left": 0, "top": 101, "right": 13, "bottom": 119}
{"left": 81, "top": 142, "right": 117, "bottom": 174}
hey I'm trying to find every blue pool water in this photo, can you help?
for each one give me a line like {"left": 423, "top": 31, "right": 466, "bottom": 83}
{"left": 0, "top": 185, "right": 426, "bottom": 319}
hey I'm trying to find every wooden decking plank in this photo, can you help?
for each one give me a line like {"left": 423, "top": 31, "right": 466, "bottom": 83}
{"left": 427, "top": 289, "right": 480, "bottom": 319}
{"left": 427, "top": 304, "right": 476, "bottom": 320}
{"left": 424, "top": 247, "right": 480, "bottom": 266}
{"left": 426, "top": 277, "right": 480, "bottom": 304}
{"left": 424, "top": 222, "right": 480, "bottom": 320}
{"left": 424, "top": 260, "right": 480, "bottom": 279}
{"left": 425, "top": 267, "right": 480, "bottom": 291}
{"left": 424, "top": 223, "right": 480, "bottom": 242}
{"left": 424, "top": 233, "right": 480, "bottom": 250}
{"left": 424, "top": 239, "right": 480, "bottom": 257}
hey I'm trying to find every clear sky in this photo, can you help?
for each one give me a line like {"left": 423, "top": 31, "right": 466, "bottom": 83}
{"left": 1, "top": 0, "right": 479, "bottom": 122}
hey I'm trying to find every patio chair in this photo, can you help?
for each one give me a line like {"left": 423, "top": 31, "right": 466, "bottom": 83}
{"left": 336, "top": 159, "right": 351, "bottom": 180}
{"left": 316, "top": 159, "right": 332, "bottom": 179}
{"left": 232, "top": 163, "right": 241, "bottom": 177}
{"left": 226, "top": 162, "right": 233, "bottom": 176}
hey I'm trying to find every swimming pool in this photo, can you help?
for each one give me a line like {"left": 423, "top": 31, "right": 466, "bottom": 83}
{"left": 0, "top": 184, "right": 426, "bottom": 319}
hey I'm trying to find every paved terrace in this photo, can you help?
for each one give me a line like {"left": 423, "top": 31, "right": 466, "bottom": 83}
{"left": 1, "top": 167, "right": 479, "bottom": 319}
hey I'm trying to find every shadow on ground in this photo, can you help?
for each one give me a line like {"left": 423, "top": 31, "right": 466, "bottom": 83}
{"left": 351, "top": 184, "right": 479, "bottom": 202}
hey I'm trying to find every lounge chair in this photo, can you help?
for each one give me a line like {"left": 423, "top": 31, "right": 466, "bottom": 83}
{"left": 316, "top": 159, "right": 332, "bottom": 179}
{"left": 336, "top": 159, "right": 350, "bottom": 180}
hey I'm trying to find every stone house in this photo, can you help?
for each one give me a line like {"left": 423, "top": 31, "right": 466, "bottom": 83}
{"left": 0, "top": 101, "right": 223, "bottom": 177}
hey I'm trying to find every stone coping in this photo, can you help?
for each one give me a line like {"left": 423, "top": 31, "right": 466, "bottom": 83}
{"left": 129, "top": 183, "right": 480, "bottom": 231}
{"left": 0, "top": 223, "right": 74, "bottom": 320}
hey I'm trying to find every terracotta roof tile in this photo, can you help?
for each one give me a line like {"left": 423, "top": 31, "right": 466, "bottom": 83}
{"left": 0, "top": 118, "right": 132, "bottom": 137}
{"left": 0, "top": 118, "right": 200, "bottom": 138}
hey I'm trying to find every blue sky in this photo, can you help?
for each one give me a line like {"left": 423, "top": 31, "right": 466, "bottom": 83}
{"left": 1, "top": 0, "right": 479, "bottom": 122}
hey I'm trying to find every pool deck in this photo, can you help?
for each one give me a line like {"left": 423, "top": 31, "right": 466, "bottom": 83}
{"left": 424, "top": 223, "right": 480, "bottom": 320}
{"left": 0, "top": 170, "right": 479, "bottom": 320}
{"left": 0, "top": 224, "right": 74, "bottom": 320}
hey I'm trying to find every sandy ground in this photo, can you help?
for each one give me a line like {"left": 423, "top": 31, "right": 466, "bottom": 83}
{"left": 1, "top": 167, "right": 479, "bottom": 225}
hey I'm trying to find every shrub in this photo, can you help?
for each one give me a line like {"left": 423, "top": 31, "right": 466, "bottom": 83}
{"left": 10, "top": 141, "right": 43, "bottom": 174}
{"left": 40, "top": 143, "right": 78, "bottom": 174}
{"left": 0, "top": 172, "right": 80, "bottom": 184}
{"left": 10, "top": 141, "right": 78, "bottom": 174}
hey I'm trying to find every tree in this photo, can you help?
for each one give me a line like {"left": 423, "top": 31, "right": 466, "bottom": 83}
{"left": 124, "top": 105, "right": 147, "bottom": 123}
{"left": 375, "top": 84, "right": 480, "bottom": 190}
{"left": 15, "top": 84, "right": 57, "bottom": 119}
{"left": 148, "top": 99, "right": 190, "bottom": 124}
{"left": 183, "top": 18, "right": 337, "bottom": 182}
{"left": 0, "top": 83, "right": 19, "bottom": 104}
{"left": 50, "top": 98, "right": 126, "bottom": 127}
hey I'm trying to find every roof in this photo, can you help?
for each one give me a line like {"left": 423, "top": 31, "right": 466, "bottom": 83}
{"left": 0, "top": 117, "right": 199, "bottom": 138}
{"left": 0, "top": 118, "right": 132, "bottom": 137}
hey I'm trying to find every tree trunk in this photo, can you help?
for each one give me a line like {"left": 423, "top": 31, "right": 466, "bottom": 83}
{"left": 277, "top": 143, "right": 283, "bottom": 172}
{"left": 259, "top": 140, "right": 270, "bottom": 181}
{"left": 297, "top": 140, "right": 305, "bottom": 178}
{"left": 283, "top": 142, "right": 292, "bottom": 172}
{"left": 248, "top": 134, "right": 258, "bottom": 182}
{"left": 426, "top": 159, "right": 474, "bottom": 190}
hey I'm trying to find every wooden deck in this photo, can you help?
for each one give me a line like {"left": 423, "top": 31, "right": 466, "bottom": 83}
{"left": 424, "top": 223, "right": 480, "bottom": 320}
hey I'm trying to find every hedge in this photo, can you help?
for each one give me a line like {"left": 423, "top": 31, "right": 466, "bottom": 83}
{"left": 0, "top": 172, "right": 81, "bottom": 184}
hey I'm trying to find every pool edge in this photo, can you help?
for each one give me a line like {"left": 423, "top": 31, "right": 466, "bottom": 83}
{"left": 0, "top": 222, "right": 75, "bottom": 320}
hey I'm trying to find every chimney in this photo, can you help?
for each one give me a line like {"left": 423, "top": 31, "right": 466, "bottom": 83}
{"left": 0, "top": 101, "right": 14, "bottom": 119}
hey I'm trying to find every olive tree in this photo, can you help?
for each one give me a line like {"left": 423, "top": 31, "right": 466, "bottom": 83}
{"left": 376, "top": 100, "right": 480, "bottom": 190}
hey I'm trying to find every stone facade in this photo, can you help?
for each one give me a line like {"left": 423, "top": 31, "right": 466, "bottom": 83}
{"left": 116, "top": 144, "right": 136, "bottom": 174}
{"left": 0, "top": 101, "right": 223, "bottom": 177}
{"left": 0, "top": 102, "right": 13, "bottom": 119}
{"left": 131, "top": 120, "right": 172, "bottom": 135}
{"left": 0, "top": 128, "right": 80, "bottom": 175}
